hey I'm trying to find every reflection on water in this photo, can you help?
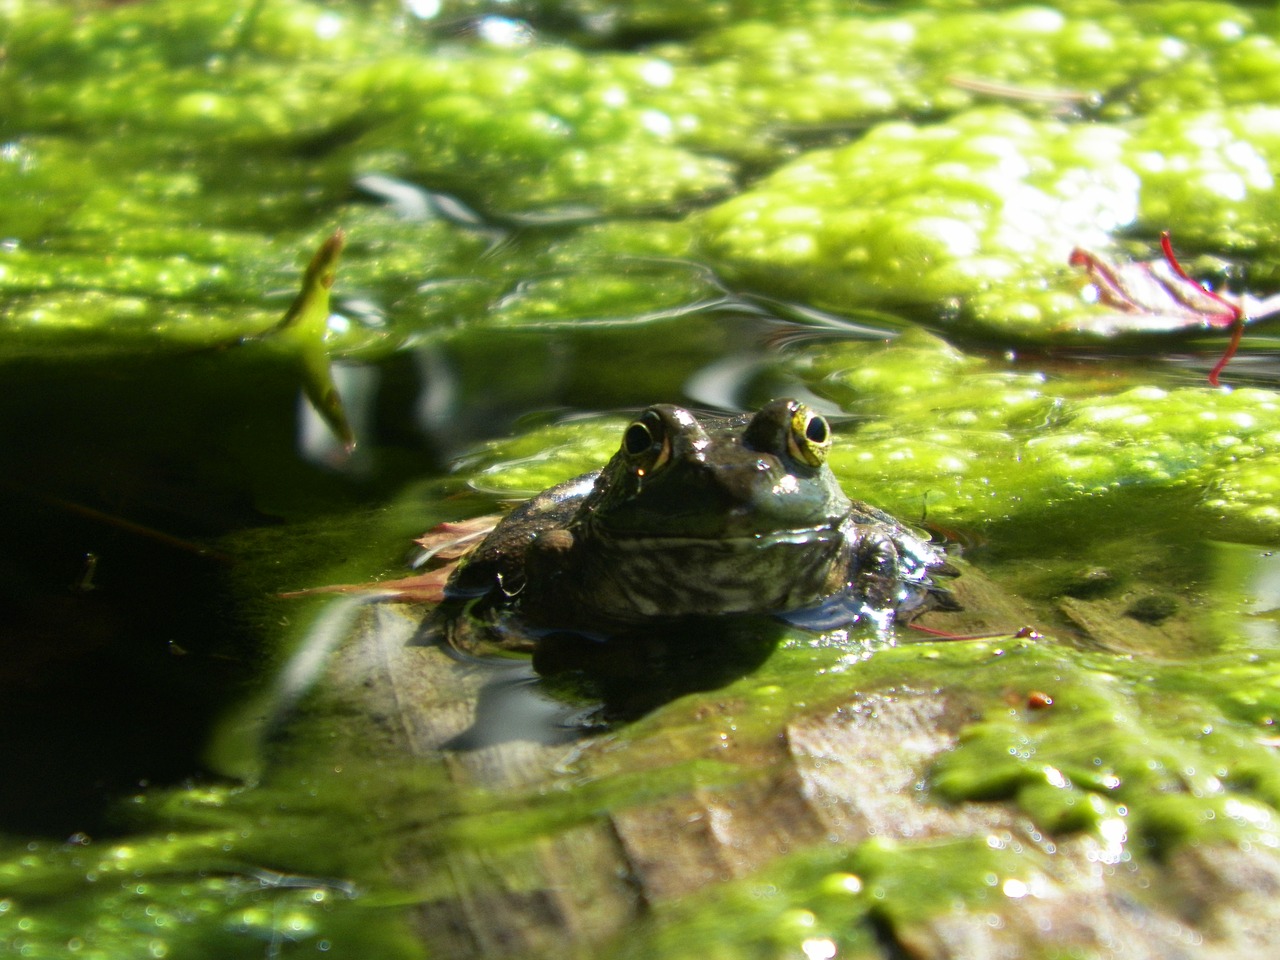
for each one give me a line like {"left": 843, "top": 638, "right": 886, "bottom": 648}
{"left": 441, "top": 659, "right": 586, "bottom": 749}
{"left": 420, "top": 610, "right": 797, "bottom": 756}
{"left": 531, "top": 614, "right": 789, "bottom": 722}
{"left": 439, "top": 613, "right": 793, "bottom": 748}
{"left": 1211, "top": 542, "right": 1280, "bottom": 648}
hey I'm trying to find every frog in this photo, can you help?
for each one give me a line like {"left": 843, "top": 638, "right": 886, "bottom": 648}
{"left": 435, "top": 398, "right": 956, "bottom": 653}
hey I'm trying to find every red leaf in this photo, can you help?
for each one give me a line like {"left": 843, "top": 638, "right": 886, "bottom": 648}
{"left": 1070, "top": 234, "right": 1280, "bottom": 386}
{"left": 280, "top": 515, "right": 501, "bottom": 604}
{"left": 278, "top": 568, "right": 455, "bottom": 604}
{"left": 412, "top": 515, "right": 501, "bottom": 560}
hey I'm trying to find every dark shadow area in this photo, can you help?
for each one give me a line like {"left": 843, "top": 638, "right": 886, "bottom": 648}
{"left": 0, "top": 356, "right": 348, "bottom": 837}
{"left": 433, "top": 614, "right": 788, "bottom": 753}
{"left": 533, "top": 614, "right": 788, "bottom": 721}
{"left": 0, "top": 491, "right": 249, "bottom": 837}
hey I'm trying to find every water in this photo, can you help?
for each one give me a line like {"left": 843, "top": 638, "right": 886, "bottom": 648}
{"left": 5, "top": 1, "right": 1280, "bottom": 957}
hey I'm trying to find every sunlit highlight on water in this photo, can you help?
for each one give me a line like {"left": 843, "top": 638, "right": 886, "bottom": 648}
{"left": 802, "top": 936, "right": 838, "bottom": 960}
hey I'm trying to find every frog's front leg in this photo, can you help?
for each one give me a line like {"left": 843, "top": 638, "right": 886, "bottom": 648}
{"left": 852, "top": 530, "right": 907, "bottom": 614}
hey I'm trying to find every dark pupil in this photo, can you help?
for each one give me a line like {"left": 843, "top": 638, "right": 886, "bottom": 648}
{"left": 624, "top": 422, "right": 654, "bottom": 456}
{"left": 805, "top": 415, "right": 829, "bottom": 445}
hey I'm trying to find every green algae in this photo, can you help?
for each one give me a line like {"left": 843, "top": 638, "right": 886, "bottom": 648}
{"left": 0, "top": 786, "right": 424, "bottom": 960}
{"left": 6, "top": 0, "right": 1280, "bottom": 957}
{"left": 786, "top": 330, "right": 1280, "bottom": 537}
{"left": 927, "top": 646, "right": 1280, "bottom": 850}
{"left": 578, "top": 625, "right": 1280, "bottom": 957}
{"left": 697, "top": 101, "right": 1280, "bottom": 338}
{"left": 1131, "top": 106, "right": 1280, "bottom": 256}
{"left": 453, "top": 415, "right": 625, "bottom": 495}
{"left": 9, "top": 1, "right": 1280, "bottom": 352}
{"left": 3, "top": 0, "right": 379, "bottom": 138}
{"left": 601, "top": 834, "right": 1047, "bottom": 960}
{"left": 339, "top": 48, "right": 740, "bottom": 216}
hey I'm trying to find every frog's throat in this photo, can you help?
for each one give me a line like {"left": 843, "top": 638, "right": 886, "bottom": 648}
{"left": 584, "top": 522, "right": 846, "bottom": 548}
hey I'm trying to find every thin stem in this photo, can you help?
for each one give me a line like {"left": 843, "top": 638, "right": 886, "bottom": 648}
{"left": 1160, "top": 232, "right": 1246, "bottom": 387}
{"left": 1207, "top": 320, "right": 1245, "bottom": 388}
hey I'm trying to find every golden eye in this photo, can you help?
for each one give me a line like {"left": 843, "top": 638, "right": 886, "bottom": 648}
{"left": 622, "top": 411, "right": 671, "bottom": 472}
{"left": 787, "top": 405, "right": 831, "bottom": 467}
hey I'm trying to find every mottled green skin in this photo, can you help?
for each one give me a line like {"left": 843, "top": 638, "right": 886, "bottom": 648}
{"left": 440, "top": 399, "right": 951, "bottom": 646}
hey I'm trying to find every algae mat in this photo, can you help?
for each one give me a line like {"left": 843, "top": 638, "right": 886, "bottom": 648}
{"left": 4, "top": 1, "right": 1280, "bottom": 958}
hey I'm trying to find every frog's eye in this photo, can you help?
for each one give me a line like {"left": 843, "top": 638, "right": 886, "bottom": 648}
{"left": 622, "top": 411, "right": 672, "bottom": 472}
{"left": 787, "top": 406, "right": 832, "bottom": 467}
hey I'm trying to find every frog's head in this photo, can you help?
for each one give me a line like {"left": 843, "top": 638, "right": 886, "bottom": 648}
{"left": 580, "top": 398, "right": 852, "bottom": 542}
